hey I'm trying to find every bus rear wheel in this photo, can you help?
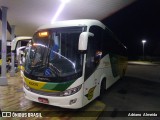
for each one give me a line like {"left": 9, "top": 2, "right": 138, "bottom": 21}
{"left": 100, "top": 79, "right": 106, "bottom": 96}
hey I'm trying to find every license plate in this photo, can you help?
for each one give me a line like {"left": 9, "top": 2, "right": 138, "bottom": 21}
{"left": 38, "top": 97, "right": 49, "bottom": 104}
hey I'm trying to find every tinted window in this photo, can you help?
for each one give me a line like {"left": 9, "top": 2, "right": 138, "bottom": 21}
{"left": 85, "top": 26, "right": 103, "bottom": 80}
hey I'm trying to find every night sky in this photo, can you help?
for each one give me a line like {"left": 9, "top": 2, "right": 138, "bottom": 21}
{"left": 102, "top": 0, "right": 160, "bottom": 59}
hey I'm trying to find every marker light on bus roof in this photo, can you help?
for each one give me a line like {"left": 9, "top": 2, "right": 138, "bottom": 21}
{"left": 38, "top": 31, "right": 48, "bottom": 37}
{"left": 51, "top": 0, "right": 71, "bottom": 24}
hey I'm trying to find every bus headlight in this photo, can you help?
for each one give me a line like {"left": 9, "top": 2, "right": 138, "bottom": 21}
{"left": 60, "top": 85, "right": 82, "bottom": 96}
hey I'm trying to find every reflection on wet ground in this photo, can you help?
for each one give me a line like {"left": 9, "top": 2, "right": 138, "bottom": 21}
{"left": 0, "top": 73, "right": 105, "bottom": 120}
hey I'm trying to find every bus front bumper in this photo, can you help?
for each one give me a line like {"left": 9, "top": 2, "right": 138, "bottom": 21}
{"left": 23, "top": 86, "right": 83, "bottom": 109}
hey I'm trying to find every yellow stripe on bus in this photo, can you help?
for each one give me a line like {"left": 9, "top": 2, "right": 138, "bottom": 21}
{"left": 23, "top": 76, "right": 59, "bottom": 92}
{"left": 24, "top": 76, "right": 45, "bottom": 90}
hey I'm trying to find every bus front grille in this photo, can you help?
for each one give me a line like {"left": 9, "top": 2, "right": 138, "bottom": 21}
{"left": 30, "top": 88, "right": 61, "bottom": 96}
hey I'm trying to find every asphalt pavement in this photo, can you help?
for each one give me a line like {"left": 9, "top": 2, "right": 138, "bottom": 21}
{"left": 98, "top": 61, "right": 160, "bottom": 120}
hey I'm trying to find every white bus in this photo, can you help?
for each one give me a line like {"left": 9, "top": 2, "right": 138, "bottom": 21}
{"left": 11, "top": 36, "right": 32, "bottom": 70}
{"left": 22, "top": 19, "right": 127, "bottom": 109}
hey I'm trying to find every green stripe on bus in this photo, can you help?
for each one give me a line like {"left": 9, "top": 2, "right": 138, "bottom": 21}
{"left": 41, "top": 80, "right": 76, "bottom": 91}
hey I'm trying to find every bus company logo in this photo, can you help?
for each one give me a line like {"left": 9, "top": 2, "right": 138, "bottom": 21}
{"left": 29, "top": 82, "right": 38, "bottom": 86}
{"left": 37, "top": 77, "right": 49, "bottom": 81}
{"left": 85, "top": 86, "right": 96, "bottom": 100}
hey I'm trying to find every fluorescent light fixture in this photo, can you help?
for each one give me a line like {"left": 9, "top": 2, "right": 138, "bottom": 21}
{"left": 51, "top": 0, "right": 70, "bottom": 24}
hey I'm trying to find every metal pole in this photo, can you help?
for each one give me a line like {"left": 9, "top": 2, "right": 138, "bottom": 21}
{"left": 10, "top": 25, "right": 15, "bottom": 77}
{"left": 142, "top": 40, "right": 146, "bottom": 61}
{"left": 17, "top": 41, "right": 21, "bottom": 66}
{"left": 0, "top": 6, "right": 8, "bottom": 85}
{"left": 143, "top": 43, "right": 144, "bottom": 60}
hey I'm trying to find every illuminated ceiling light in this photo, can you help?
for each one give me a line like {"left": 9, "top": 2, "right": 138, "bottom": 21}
{"left": 51, "top": 3, "right": 65, "bottom": 23}
{"left": 51, "top": 0, "right": 71, "bottom": 24}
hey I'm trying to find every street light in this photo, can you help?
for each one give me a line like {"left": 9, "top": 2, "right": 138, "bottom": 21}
{"left": 142, "top": 40, "right": 146, "bottom": 60}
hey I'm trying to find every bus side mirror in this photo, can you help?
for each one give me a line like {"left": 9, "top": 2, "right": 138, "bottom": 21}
{"left": 78, "top": 32, "right": 94, "bottom": 51}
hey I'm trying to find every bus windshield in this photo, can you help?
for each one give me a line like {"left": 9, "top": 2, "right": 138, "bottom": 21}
{"left": 25, "top": 27, "right": 85, "bottom": 79}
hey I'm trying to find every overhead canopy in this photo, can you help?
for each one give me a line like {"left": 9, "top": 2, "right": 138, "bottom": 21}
{"left": 0, "top": 0, "right": 136, "bottom": 39}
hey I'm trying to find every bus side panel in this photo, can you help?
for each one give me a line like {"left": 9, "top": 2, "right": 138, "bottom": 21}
{"left": 95, "top": 54, "right": 116, "bottom": 90}
{"left": 82, "top": 52, "right": 127, "bottom": 107}
{"left": 82, "top": 54, "right": 116, "bottom": 107}
{"left": 82, "top": 73, "right": 95, "bottom": 107}
{"left": 118, "top": 56, "right": 128, "bottom": 77}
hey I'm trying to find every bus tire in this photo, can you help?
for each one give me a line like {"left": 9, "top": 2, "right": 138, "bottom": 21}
{"left": 100, "top": 78, "right": 106, "bottom": 96}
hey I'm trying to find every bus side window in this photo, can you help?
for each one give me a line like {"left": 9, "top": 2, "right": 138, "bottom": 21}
{"left": 85, "top": 26, "right": 103, "bottom": 80}
{"left": 103, "top": 29, "right": 127, "bottom": 56}
{"left": 103, "top": 29, "right": 126, "bottom": 77}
